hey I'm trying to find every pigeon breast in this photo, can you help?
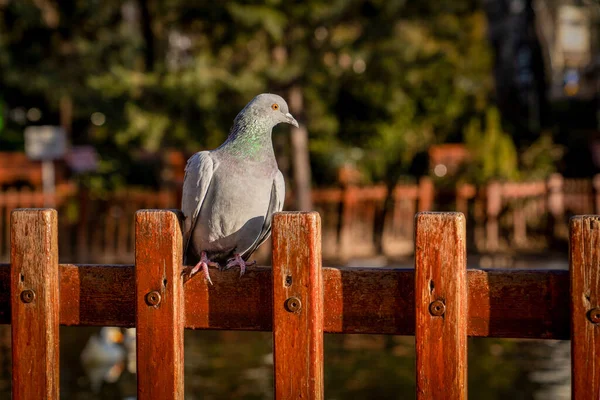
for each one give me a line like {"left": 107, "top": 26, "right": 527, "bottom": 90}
{"left": 191, "top": 155, "right": 277, "bottom": 262}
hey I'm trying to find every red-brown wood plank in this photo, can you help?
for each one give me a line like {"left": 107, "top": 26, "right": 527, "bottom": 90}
{"left": 415, "top": 212, "right": 467, "bottom": 400}
{"left": 135, "top": 210, "right": 184, "bottom": 399}
{"left": 10, "top": 209, "right": 60, "bottom": 399}
{"left": 272, "top": 212, "right": 324, "bottom": 399}
{"left": 570, "top": 215, "right": 600, "bottom": 400}
{"left": 0, "top": 265, "right": 571, "bottom": 338}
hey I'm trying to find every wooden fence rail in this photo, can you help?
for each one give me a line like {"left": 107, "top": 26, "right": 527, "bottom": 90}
{"left": 0, "top": 209, "right": 598, "bottom": 399}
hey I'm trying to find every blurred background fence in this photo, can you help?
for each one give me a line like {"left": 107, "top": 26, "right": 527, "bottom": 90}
{"left": 1, "top": 173, "right": 598, "bottom": 264}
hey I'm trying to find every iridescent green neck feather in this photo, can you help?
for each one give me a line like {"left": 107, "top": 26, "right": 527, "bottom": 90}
{"left": 219, "top": 113, "right": 274, "bottom": 161}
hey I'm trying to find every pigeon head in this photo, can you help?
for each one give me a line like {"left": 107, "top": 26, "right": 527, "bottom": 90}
{"left": 234, "top": 93, "right": 299, "bottom": 130}
{"left": 220, "top": 93, "right": 299, "bottom": 158}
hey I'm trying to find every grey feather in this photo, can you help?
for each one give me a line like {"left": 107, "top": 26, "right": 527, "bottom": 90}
{"left": 181, "top": 151, "right": 217, "bottom": 264}
{"left": 181, "top": 93, "right": 296, "bottom": 268}
{"left": 240, "top": 170, "right": 285, "bottom": 260}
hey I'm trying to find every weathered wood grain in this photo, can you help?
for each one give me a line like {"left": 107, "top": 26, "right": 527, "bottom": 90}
{"left": 135, "top": 210, "right": 184, "bottom": 399}
{"left": 0, "top": 264, "right": 571, "bottom": 338}
{"left": 272, "top": 212, "right": 323, "bottom": 399}
{"left": 10, "top": 209, "right": 60, "bottom": 399}
{"left": 415, "top": 212, "right": 467, "bottom": 400}
{"left": 570, "top": 215, "right": 600, "bottom": 400}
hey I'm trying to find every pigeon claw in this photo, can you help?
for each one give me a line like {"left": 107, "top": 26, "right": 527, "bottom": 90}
{"left": 225, "top": 254, "right": 256, "bottom": 277}
{"left": 183, "top": 251, "right": 219, "bottom": 285}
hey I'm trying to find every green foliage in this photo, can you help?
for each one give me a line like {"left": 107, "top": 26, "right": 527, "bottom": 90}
{"left": 0, "top": 1, "right": 495, "bottom": 187}
{"left": 460, "top": 108, "right": 563, "bottom": 183}
{"left": 520, "top": 133, "right": 564, "bottom": 180}
{"left": 464, "top": 107, "right": 519, "bottom": 183}
{"left": 321, "top": 9, "right": 494, "bottom": 184}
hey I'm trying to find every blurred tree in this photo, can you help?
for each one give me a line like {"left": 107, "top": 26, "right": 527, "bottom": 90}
{"left": 519, "top": 132, "right": 563, "bottom": 180}
{"left": 463, "top": 107, "right": 519, "bottom": 183}
{"left": 324, "top": 1, "right": 494, "bottom": 251}
{"left": 0, "top": 0, "right": 495, "bottom": 197}
{"left": 482, "top": 0, "right": 550, "bottom": 138}
{"left": 0, "top": 1, "right": 142, "bottom": 185}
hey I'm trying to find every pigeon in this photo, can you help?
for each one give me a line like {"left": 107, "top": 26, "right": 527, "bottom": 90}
{"left": 181, "top": 93, "right": 298, "bottom": 284}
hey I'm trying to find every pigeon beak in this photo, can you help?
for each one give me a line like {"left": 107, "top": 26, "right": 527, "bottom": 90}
{"left": 285, "top": 112, "right": 299, "bottom": 128}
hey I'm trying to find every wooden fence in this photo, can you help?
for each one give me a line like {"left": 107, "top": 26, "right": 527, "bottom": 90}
{"left": 0, "top": 180, "right": 430, "bottom": 263}
{"left": 312, "top": 177, "right": 433, "bottom": 259}
{"left": 457, "top": 174, "right": 600, "bottom": 252}
{"left": 0, "top": 208, "right": 599, "bottom": 399}
{"left": 0, "top": 174, "right": 599, "bottom": 263}
{"left": 0, "top": 185, "right": 176, "bottom": 263}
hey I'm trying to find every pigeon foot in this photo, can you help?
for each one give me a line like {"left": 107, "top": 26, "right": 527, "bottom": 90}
{"left": 225, "top": 254, "right": 256, "bottom": 277}
{"left": 183, "top": 251, "right": 219, "bottom": 285}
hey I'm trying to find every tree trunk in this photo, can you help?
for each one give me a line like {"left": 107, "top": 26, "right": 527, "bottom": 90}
{"left": 373, "top": 159, "right": 405, "bottom": 254}
{"left": 288, "top": 86, "right": 313, "bottom": 211}
{"left": 373, "top": 181, "right": 395, "bottom": 255}
{"left": 138, "top": 0, "right": 155, "bottom": 72}
{"left": 59, "top": 94, "right": 72, "bottom": 139}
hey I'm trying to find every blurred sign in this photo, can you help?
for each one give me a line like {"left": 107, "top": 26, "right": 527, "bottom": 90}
{"left": 563, "top": 69, "right": 580, "bottom": 96}
{"left": 24, "top": 125, "right": 66, "bottom": 160}
{"left": 557, "top": 6, "right": 590, "bottom": 68}
{"left": 65, "top": 145, "right": 99, "bottom": 173}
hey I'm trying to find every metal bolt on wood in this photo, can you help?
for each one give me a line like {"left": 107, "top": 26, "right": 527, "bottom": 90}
{"left": 145, "top": 291, "right": 161, "bottom": 306}
{"left": 588, "top": 308, "right": 600, "bottom": 324}
{"left": 429, "top": 299, "right": 446, "bottom": 316}
{"left": 285, "top": 296, "right": 302, "bottom": 313}
{"left": 20, "top": 289, "right": 35, "bottom": 303}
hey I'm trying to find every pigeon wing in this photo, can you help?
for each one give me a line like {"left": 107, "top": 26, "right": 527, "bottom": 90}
{"left": 240, "top": 170, "right": 285, "bottom": 260}
{"left": 181, "top": 151, "right": 217, "bottom": 262}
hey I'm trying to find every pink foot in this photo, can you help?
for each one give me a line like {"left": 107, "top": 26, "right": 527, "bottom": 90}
{"left": 225, "top": 254, "right": 256, "bottom": 277}
{"left": 184, "top": 251, "right": 219, "bottom": 285}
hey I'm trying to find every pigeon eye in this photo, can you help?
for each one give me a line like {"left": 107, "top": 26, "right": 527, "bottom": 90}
{"left": 271, "top": 103, "right": 279, "bottom": 110}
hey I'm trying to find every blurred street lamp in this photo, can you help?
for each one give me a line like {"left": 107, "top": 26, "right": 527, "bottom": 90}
{"left": 434, "top": 164, "right": 448, "bottom": 178}
{"left": 91, "top": 112, "right": 106, "bottom": 126}
{"left": 26, "top": 108, "right": 42, "bottom": 122}
{"left": 24, "top": 126, "right": 67, "bottom": 206}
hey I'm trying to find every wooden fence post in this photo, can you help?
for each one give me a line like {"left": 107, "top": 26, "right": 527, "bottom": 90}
{"left": 418, "top": 176, "right": 434, "bottom": 212}
{"left": 272, "top": 212, "right": 323, "bottom": 399}
{"left": 513, "top": 202, "right": 527, "bottom": 246}
{"left": 455, "top": 183, "right": 473, "bottom": 216}
{"left": 415, "top": 212, "right": 467, "bottom": 400}
{"left": 76, "top": 187, "right": 90, "bottom": 262}
{"left": 547, "top": 174, "right": 566, "bottom": 241}
{"left": 593, "top": 175, "right": 600, "bottom": 214}
{"left": 486, "top": 181, "right": 501, "bottom": 251}
{"left": 11, "top": 209, "right": 60, "bottom": 400}
{"left": 339, "top": 184, "right": 356, "bottom": 258}
{"left": 570, "top": 215, "right": 600, "bottom": 400}
{"left": 135, "top": 210, "right": 184, "bottom": 400}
